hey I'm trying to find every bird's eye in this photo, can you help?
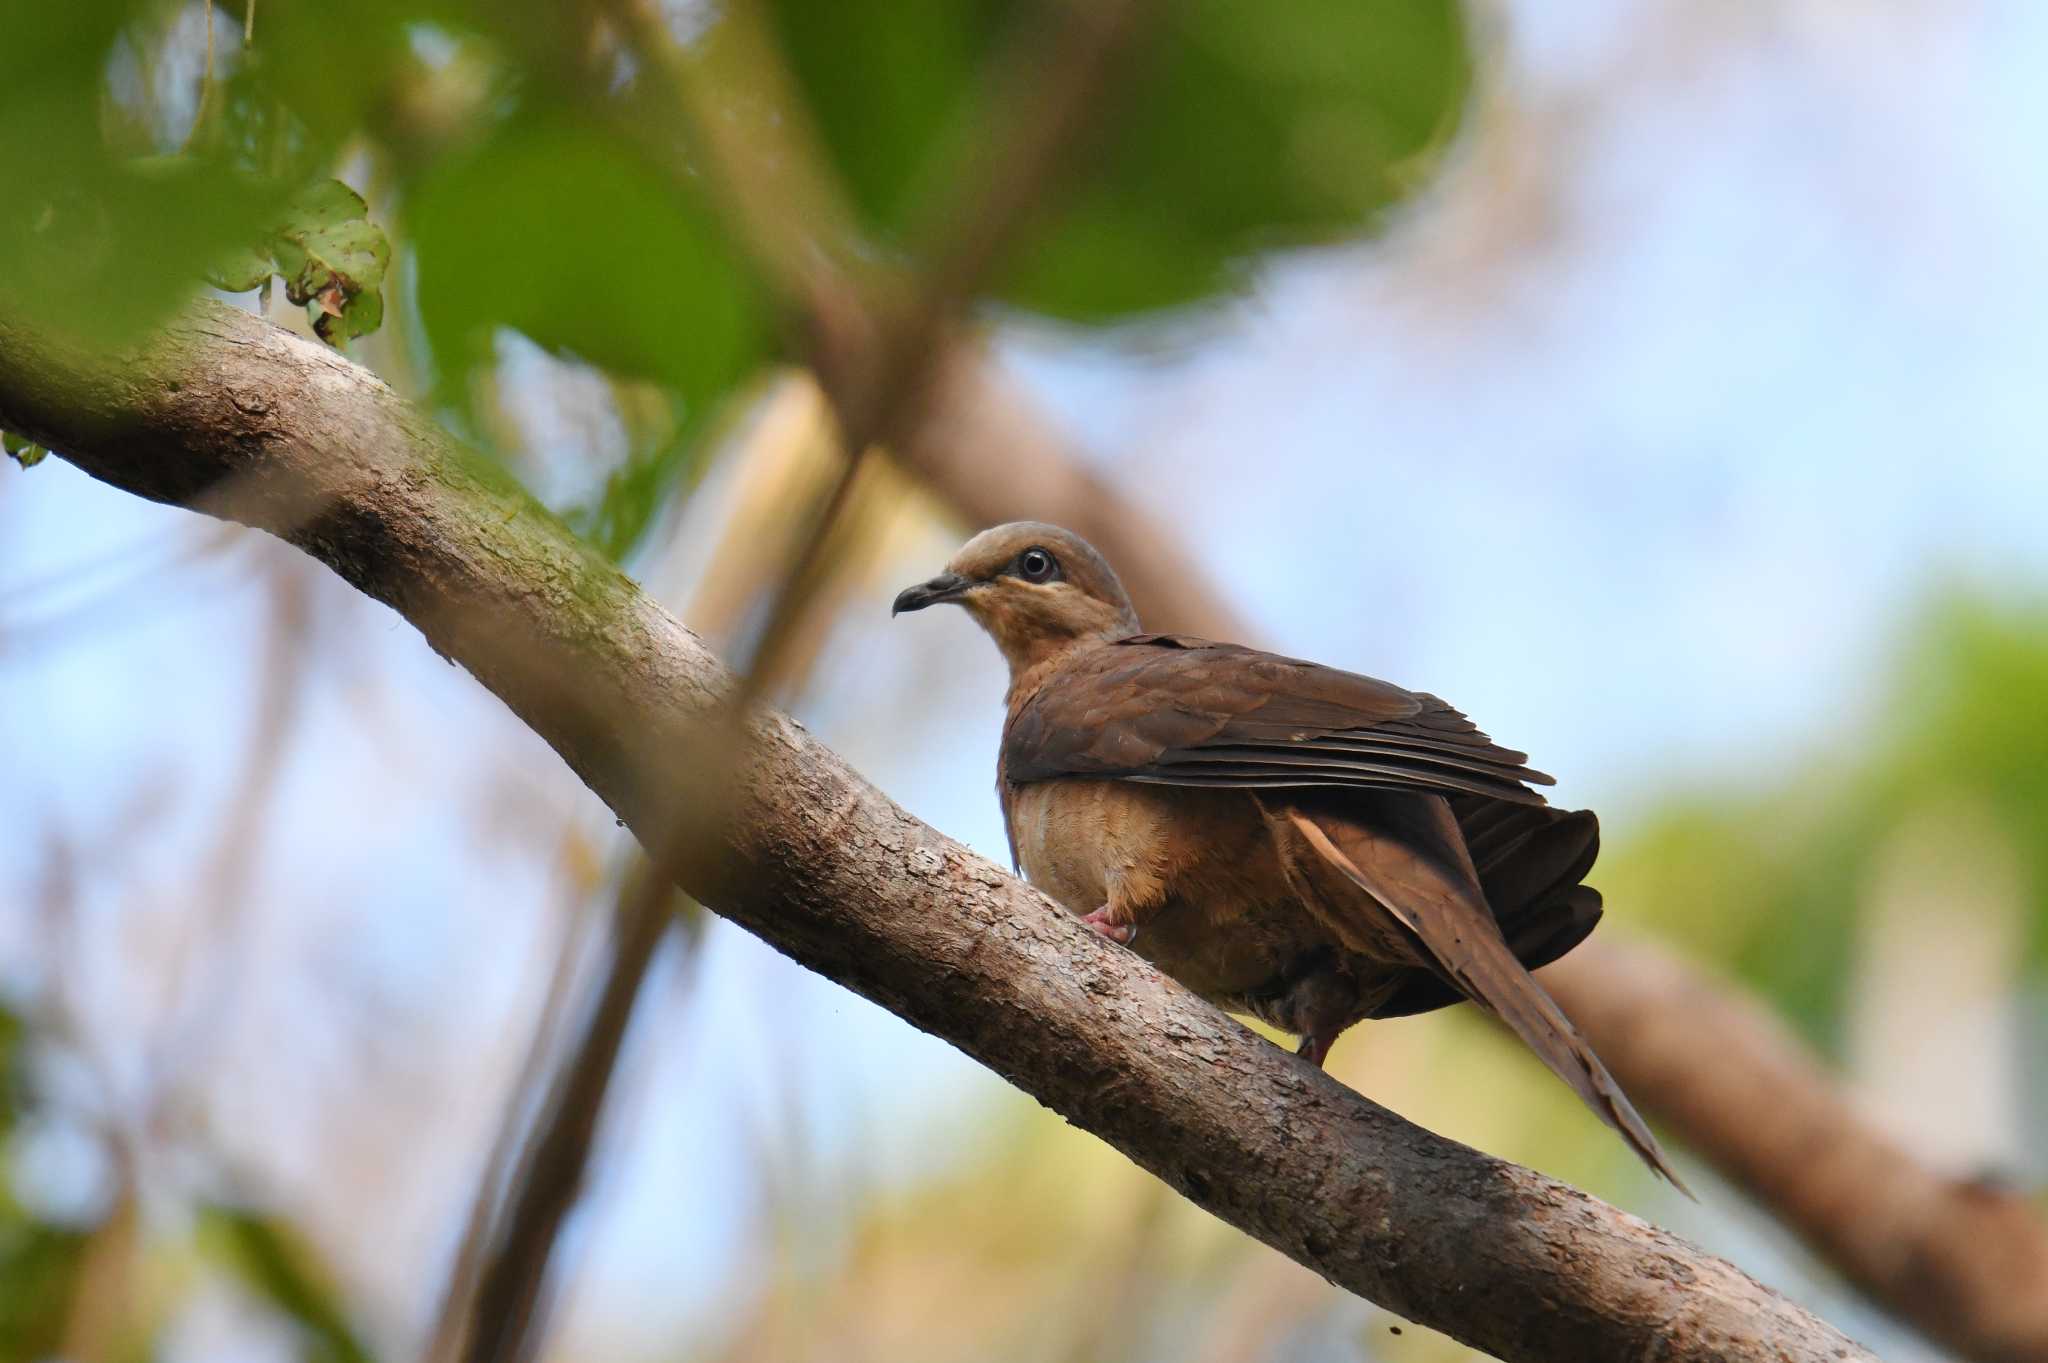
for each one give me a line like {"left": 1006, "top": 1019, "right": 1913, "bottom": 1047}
{"left": 1017, "top": 547, "right": 1057, "bottom": 582}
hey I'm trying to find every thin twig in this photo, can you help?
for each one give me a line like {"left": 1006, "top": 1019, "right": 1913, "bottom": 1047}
{"left": 422, "top": 843, "right": 609, "bottom": 1363}
{"left": 460, "top": 862, "right": 673, "bottom": 1363}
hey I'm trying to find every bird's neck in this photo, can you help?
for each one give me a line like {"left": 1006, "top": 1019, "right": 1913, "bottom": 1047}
{"left": 1000, "top": 632, "right": 1115, "bottom": 710}
{"left": 972, "top": 594, "right": 1138, "bottom": 679}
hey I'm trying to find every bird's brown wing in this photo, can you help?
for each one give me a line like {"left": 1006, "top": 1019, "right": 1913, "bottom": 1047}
{"left": 1272, "top": 792, "right": 1684, "bottom": 1189}
{"left": 1003, "top": 636, "right": 1552, "bottom": 805}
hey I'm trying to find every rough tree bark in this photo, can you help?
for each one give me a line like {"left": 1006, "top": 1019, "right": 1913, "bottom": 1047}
{"left": 0, "top": 299, "right": 1879, "bottom": 1363}
{"left": 885, "top": 342, "right": 2048, "bottom": 1363}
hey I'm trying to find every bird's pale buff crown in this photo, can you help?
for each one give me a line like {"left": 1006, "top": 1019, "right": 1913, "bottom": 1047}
{"left": 891, "top": 521, "right": 1141, "bottom": 675}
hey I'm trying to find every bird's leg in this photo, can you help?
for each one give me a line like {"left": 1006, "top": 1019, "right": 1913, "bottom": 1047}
{"left": 1082, "top": 865, "right": 1167, "bottom": 946}
{"left": 1080, "top": 905, "right": 1137, "bottom": 944}
{"left": 1264, "top": 948, "right": 1362, "bottom": 1070}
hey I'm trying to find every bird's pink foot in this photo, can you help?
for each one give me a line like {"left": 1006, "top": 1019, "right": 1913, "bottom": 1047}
{"left": 1081, "top": 905, "right": 1136, "bottom": 945}
{"left": 1296, "top": 1033, "right": 1334, "bottom": 1068}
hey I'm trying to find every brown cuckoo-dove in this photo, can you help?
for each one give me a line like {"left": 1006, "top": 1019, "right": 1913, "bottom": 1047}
{"left": 893, "top": 521, "right": 1683, "bottom": 1187}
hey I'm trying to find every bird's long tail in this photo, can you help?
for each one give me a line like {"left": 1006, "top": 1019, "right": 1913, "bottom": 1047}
{"left": 1280, "top": 799, "right": 1690, "bottom": 1193}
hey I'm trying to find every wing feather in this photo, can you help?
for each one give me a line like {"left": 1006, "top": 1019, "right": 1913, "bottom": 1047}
{"left": 1004, "top": 636, "right": 1550, "bottom": 806}
{"left": 1124, "top": 752, "right": 1539, "bottom": 803}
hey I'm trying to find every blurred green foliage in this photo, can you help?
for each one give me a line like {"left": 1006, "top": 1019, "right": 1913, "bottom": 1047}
{"left": 0, "top": 1009, "right": 89, "bottom": 1363}
{"left": 1606, "top": 594, "right": 2048, "bottom": 1049}
{"left": 405, "top": 111, "right": 767, "bottom": 425}
{"left": 0, "top": 1000, "right": 376, "bottom": 1360}
{"left": 198, "top": 1206, "right": 375, "bottom": 1363}
{"left": 0, "top": 5, "right": 283, "bottom": 347}
{"left": 769, "top": 0, "right": 1470, "bottom": 320}
{"left": 1, "top": 0, "right": 1469, "bottom": 556}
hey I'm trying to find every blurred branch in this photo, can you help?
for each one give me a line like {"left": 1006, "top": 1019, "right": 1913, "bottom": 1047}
{"left": 0, "top": 297, "right": 1875, "bottom": 1363}
{"left": 424, "top": 835, "right": 611, "bottom": 1363}
{"left": 872, "top": 335, "right": 2048, "bottom": 1363}
{"left": 677, "top": 376, "right": 938, "bottom": 696}
{"left": 1544, "top": 941, "right": 2048, "bottom": 1363}
{"left": 57, "top": 1188, "right": 139, "bottom": 1363}
{"left": 144, "top": 559, "right": 310, "bottom": 1109}
{"left": 461, "top": 861, "right": 673, "bottom": 1363}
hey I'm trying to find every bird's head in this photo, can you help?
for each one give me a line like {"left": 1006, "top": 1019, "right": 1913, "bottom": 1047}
{"left": 893, "top": 521, "right": 1140, "bottom": 674}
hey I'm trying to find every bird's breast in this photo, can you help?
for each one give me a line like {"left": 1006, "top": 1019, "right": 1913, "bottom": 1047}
{"left": 1007, "top": 777, "right": 1169, "bottom": 913}
{"left": 1005, "top": 778, "right": 1335, "bottom": 1002}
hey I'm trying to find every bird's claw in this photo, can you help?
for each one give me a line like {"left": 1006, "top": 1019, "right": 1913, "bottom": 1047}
{"left": 1081, "top": 906, "right": 1137, "bottom": 945}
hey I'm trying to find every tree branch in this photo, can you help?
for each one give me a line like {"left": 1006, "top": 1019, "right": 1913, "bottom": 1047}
{"left": 1545, "top": 942, "right": 2048, "bottom": 1363}
{"left": 0, "top": 298, "right": 1875, "bottom": 1363}
{"left": 879, "top": 336, "right": 2048, "bottom": 1363}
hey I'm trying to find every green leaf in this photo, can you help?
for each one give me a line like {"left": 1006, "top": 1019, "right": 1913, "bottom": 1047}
{"left": 207, "top": 242, "right": 279, "bottom": 295}
{"left": 0, "top": 1003, "right": 91, "bottom": 1363}
{"left": 406, "top": 113, "right": 769, "bottom": 556}
{"left": 272, "top": 180, "right": 392, "bottom": 345}
{"left": 408, "top": 114, "right": 768, "bottom": 397}
{"left": 2, "top": 433, "right": 48, "bottom": 470}
{"left": 759, "top": 1, "right": 994, "bottom": 234}
{"left": 197, "top": 1206, "right": 372, "bottom": 1363}
{"left": 0, "top": 1221, "right": 90, "bottom": 1363}
{"left": 763, "top": 0, "right": 1472, "bottom": 323}
{"left": 245, "top": 2, "right": 603, "bottom": 153}
{"left": 205, "top": 180, "right": 393, "bottom": 346}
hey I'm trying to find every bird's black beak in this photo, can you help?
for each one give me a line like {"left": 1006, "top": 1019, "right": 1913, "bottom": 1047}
{"left": 892, "top": 571, "right": 973, "bottom": 616}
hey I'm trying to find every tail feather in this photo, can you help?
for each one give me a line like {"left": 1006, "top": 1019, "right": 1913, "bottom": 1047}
{"left": 1374, "top": 800, "right": 1603, "bottom": 1019}
{"left": 1373, "top": 883, "right": 1600, "bottom": 1019}
{"left": 1282, "top": 801, "right": 1689, "bottom": 1193}
{"left": 1459, "top": 799, "right": 1601, "bottom": 915}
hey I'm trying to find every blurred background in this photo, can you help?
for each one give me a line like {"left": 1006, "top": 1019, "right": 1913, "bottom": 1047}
{"left": 3, "top": 1, "right": 2047, "bottom": 1360}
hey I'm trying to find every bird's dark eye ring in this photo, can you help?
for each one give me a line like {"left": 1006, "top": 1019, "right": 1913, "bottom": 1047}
{"left": 1017, "top": 547, "right": 1057, "bottom": 582}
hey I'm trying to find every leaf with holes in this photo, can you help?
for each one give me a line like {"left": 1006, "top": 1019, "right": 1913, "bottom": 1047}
{"left": 270, "top": 180, "right": 391, "bottom": 345}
